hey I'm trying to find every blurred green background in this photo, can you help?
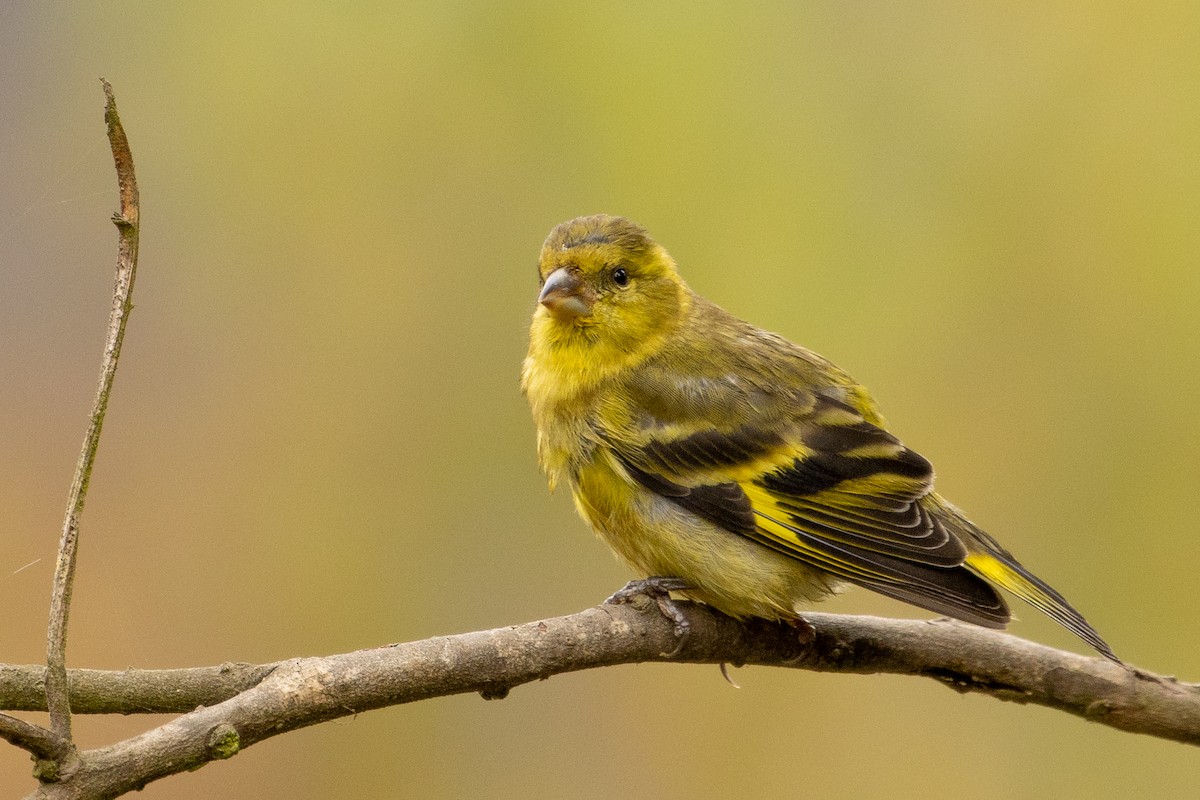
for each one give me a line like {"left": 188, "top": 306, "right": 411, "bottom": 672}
{"left": 2, "top": 2, "right": 1198, "bottom": 797}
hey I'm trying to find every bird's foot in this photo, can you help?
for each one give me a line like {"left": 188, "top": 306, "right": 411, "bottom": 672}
{"left": 605, "top": 577, "right": 693, "bottom": 643}
{"left": 787, "top": 615, "right": 817, "bottom": 646}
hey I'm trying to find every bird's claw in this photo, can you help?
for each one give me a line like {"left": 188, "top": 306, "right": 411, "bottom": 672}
{"left": 788, "top": 615, "right": 817, "bottom": 646}
{"left": 605, "top": 577, "right": 692, "bottom": 645}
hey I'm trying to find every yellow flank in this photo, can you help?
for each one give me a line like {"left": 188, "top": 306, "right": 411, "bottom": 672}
{"left": 523, "top": 214, "right": 1119, "bottom": 662}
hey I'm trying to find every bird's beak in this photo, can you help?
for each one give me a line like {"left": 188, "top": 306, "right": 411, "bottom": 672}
{"left": 538, "top": 268, "right": 594, "bottom": 320}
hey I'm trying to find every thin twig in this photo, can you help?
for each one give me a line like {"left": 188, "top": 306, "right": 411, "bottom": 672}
{"left": 43, "top": 79, "right": 140, "bottom": 744}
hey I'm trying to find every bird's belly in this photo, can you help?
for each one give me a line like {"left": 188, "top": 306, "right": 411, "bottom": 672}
{"left": 572, "top": 453, "right": 838, "bottom": 620}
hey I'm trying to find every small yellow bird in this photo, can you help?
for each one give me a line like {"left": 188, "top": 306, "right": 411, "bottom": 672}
{"left": 522, "top": 214, "right": 1117, "bottom": 661}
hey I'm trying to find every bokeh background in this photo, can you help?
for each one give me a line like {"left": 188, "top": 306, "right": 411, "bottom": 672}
{"left": 2, "top": 2, "right": 1198, "bottom": 797}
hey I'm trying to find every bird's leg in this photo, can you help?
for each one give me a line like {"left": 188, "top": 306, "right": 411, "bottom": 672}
{"left": 605, "top": 576, "right": 693, "bottom": 640}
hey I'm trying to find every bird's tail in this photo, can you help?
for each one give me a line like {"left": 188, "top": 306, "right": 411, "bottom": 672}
{"left": 963, "top": 545, "right": 1119, "bottom": 663}
{"left": 932, "top": 499, "right": 1120, "bottom": 663}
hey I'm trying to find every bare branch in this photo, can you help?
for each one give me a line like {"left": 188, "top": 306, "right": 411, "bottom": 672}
{"left": 0, "top": 714, "right": 72, "bottom": 763}
{"left": 5, "top": 604, "right": 1197, "bottom": 798}
{"left": 44, "top": 79, "right": 140, "bottom": 744}
{"left": 0, "top": 663, "right": 275, "bottom": 715}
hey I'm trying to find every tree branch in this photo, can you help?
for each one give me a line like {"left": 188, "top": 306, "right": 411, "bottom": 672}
{"left": 0, "top": 714, "right": 73, "bottom": 763}
{"left": 44, "top": 79, "right": 140, "bottom": 745}
{"left": 2, "top": 603, "right": 1196, "bottom": 798}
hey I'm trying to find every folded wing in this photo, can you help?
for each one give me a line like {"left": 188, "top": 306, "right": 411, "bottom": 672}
{"left": 612, "top": 385, "right": 1011, "bottom": 627}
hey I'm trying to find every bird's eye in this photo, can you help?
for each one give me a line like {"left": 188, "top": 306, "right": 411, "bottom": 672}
{"left": 611, "top": 267, "right": 630, "bottom": 287}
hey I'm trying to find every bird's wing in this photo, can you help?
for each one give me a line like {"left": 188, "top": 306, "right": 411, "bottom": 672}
{"left": 608, "top": 372, "right": 1010, "bottom": 627}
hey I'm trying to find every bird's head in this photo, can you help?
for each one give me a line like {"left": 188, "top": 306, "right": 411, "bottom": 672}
{"left": 532, "top": 215, "right": 689, "bottom": 354}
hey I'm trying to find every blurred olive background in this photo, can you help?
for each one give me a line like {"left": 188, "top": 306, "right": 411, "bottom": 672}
{"left": 2, "top": 2, "right": 1198, "bottom": 797}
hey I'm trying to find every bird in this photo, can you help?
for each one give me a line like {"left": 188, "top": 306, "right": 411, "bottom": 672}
{"left": 521, "top": 214, "right": 1118, "bottom": 662}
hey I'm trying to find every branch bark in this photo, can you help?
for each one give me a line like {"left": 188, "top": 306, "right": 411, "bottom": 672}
{"left": 44, "top": 78, "right": 140, "bottom": 745}
{"left": 0, "top": 714, "right": 73, "bottom": 762}
{"left": 2, "top": 602, "right": 1196, "bottom": 799}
